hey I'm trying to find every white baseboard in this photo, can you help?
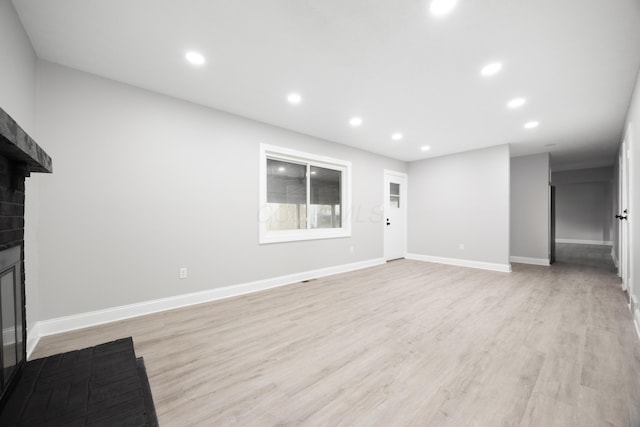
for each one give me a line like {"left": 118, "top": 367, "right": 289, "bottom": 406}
{"left": 555, "top": 239, "right": 613, "bottom": 246}
{"left": 406, "top": 253, "right": 511, "bottom": 273}
{"left": 612, "top": 248, "right": 619, "bottom": 269}
{"left": 33, "top": 258, "right": 386, "bottom": 341}
{"left": 509, "top": 256, "right": 550, "bottom": 266}
{"left": 26, "top": 322, "right": 40, "bottom": 360}
{"left": 634, "top": 309, "right": 640, "bottom": 342}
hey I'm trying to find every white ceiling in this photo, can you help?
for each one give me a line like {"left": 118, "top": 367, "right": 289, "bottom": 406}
{"left": 13, "top": 0, "right": 640, "bottom": 168}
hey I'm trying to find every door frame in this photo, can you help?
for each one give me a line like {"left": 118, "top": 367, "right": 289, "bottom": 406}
{"left": 549, "top": 185, "right": 556, "bottom": 264}
{"left": 618, "top": 137, "right": 627, "bottom": 287}
{"left": 383, "top": 170, "right": 408, "bottom": 261}
{"left": 622, "top": 125, "right": 635, "bottom": 312}
{"left": 618, "top": 123, "right": 635, "bottom": 317}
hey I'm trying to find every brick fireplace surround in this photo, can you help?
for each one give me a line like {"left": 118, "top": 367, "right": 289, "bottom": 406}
{"left": 0, "top": 106, "right": 52, "bottom": 407}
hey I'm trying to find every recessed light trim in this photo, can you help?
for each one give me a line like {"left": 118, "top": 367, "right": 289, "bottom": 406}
{"left": 421, "top": 146, "right": 431, "bottom": 152}
{"left": 349, "top": 117, "right": 363, "bottom": 127}
{"left": 392, "top": 133, "right": 403, "bottom": 141}
{"left": 481, "top": 62, "right": 502, "bottom": 76}
{"left": 507, "top": 98, "right": 526, "bottom": 109}
{"left": 430, "top": 0, "right": 458, "bottom": 16}
{"left": 278, "top": 167, "right": 286, "bottom": 172}
{"left": 185, "top": 51, "right": 205, "bottom": 65}
{"left": 524, "top": 121, "right": 539, "bottom": 129}
{"left": 287, "top": 93, "right": 302, "bottom": 104}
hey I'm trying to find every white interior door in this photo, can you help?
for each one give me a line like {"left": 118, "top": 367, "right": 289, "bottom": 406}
{"left": 384, "top": 170, "right": 407, "bottom": 261}
{"left": 619, "top": 136, "right": 630, "bottom": 291}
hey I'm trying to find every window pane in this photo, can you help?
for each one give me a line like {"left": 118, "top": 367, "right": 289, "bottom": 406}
{"left": 267, "top": 159, "right": 307, "bottom": 230}
{"left": 390, "top": 183, "right": 400, "bottom": 208}
{"left": 310, "top": 166, "right": 341, "bottom": 229}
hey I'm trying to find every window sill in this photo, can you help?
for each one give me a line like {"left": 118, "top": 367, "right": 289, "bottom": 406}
{"left": 259, "top": 228, "right": 351, "bottom": 244}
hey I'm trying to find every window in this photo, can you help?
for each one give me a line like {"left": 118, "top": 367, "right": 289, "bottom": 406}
{"left": 390, "top": 182, "right": 400, "bottom": 208}
{"left": 259, "top": 144, "right": 351, "bottom": 243}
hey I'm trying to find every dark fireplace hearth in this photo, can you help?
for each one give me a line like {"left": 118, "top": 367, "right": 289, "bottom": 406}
{"left": 0, "top": 106, "right": 52, "bottom": 409}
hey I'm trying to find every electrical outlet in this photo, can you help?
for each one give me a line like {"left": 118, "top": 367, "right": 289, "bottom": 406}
{"left": 179, "top": 268, "right": 187, "bottom": 279}
{"left": 459, "top": 243, "right": 465, "bottom": 250}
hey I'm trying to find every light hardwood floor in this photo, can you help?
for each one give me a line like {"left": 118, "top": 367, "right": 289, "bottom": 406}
{"left": 32, "top": 245, "right": 640, "bottom": 426}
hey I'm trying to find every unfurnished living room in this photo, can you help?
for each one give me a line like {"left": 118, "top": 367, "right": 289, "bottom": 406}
{"left": 1, "top": 0, "right": 640, "bottom": 425}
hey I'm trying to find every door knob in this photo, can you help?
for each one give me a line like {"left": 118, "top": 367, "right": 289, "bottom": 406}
{"left": 386, "top": 218, "right": 391, "bottom": 226}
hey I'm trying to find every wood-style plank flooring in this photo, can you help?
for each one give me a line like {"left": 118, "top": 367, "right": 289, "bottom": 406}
{"left": 32, "top": 244, "right": 640, "bottom": 426}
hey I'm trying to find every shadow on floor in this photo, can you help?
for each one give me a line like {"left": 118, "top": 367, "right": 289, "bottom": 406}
{"left": 554, "top": 243, "right": 617, "bottom": 273}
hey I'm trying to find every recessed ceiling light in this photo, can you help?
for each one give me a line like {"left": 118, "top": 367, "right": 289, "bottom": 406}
{"left": 278, "top": 167, "right": 286, "bottom": 172}
{"left": 310, "top": 171, "right": 317, "bottom": 175}
{"left": 287, "top": 93, "right": 302, "bottom": 104}
{"left": 185, "top": 51, "right": 205, "bottom": 65}
{"left": 481, "top": 62, "right": 502, "bottom": 77}
{"left": 350, "top": 117, "right": 363, "bottom": 127}
{"left": 421, "top": 146, "right": 431, "bottom": 151}
{"left": 507, "top": 98, "right": 526, "bottom": 109}
{"left": 524, "top": 121, "right": 539, "bottom": 129}
{"left": 392, "top": 133, "right": 403, "bottom": 141}
{"left": 430, "top": 0, "right": 457, "bottom": 16}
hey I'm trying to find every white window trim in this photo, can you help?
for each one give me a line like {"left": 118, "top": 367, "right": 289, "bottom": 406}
{"left": 259, "top": 143, "right": 352, "bottom": 244}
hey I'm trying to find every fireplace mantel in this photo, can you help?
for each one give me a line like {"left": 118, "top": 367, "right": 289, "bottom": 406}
{"left": 0, "top": 106, "right": 52, "bottom": 174}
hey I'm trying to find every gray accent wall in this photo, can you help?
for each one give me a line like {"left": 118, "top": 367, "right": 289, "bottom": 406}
{"left": 510, "top": 153, "right": 550, "bottom": 262}
{"left": 552, "top": 167, "right": 614, "bottom": 185}
{"left": 35, "top": 61, "right": 406, "bottom": 320}
{"left": 407, "top": 144, "right": 511, "bottom": 267}
{"left": 0, "top": 0, "right": 40, "bottom": 336}
{"left": 551, "top": 167, "right": 614, "bottom": 244}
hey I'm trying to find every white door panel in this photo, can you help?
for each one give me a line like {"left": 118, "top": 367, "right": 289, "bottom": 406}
{"left": 384, "top": 171, "right": 407, "bottom": 261}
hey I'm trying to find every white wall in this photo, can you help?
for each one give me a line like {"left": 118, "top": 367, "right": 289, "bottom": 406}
{"left": 551, "top": 167, "right": 614, "bottom": 245}
{"left": 0, "top": 0, "right": 41, "bottom": 340}
{"left": 407, "top": 144, "right": 511, "bottom": 271}
{"left": 621, "top": 66, "right": 640, "bottom": 328}
{"left": 35, "top": 61, "right": 406, "bottom": 321}
{"left": 552, "top": 167, "right": 613, "bottom": 184}
{"left": 510, "top": 153, "right": 550, "bottom": 264}
{"left": 0, "top": 0, "right": 36, "bottom": 130}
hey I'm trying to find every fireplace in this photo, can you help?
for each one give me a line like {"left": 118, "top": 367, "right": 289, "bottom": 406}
{"left": 0, "top": 107, "right": 52, "bottom": 408}
{"left": 1, "top": 246, "right": 22, "bottom": 394}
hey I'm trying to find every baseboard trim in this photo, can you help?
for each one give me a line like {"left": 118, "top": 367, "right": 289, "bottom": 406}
{"left": 35, "top": 258, "right": 386, "bottom": 339}
{"left": 555, "top": 239, "right": 613, "bottom": 246}
{"left": 406, "top": 253, "right": 511, "bottom": 273}
{"left": 611, "top": 248, "right": 619, "bottom": 269}
{"left": 634, "top": 309, "right": 640, "bottom": 342}
{"left": 26, "top": 322, "right": 40, "bottom": 360}
{"left": 509, "top": 256, "right": 550, "bottom": 266}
